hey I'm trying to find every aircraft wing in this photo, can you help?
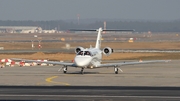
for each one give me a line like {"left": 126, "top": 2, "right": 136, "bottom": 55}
{"left": 11, "top": 58, "right": 75, "bottom": 66}
{"left": 96, "top": 60, "right": 171, "bottom": 68}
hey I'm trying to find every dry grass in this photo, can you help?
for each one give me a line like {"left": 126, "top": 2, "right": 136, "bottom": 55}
{"left": 0, "top": 41, "right": 180, "bottom": 61}
{"left": 1, "top": 41, "right": 180, "bottom": 50}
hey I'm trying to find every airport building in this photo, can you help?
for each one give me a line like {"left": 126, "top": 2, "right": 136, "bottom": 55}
{"left": 0, "top": 26, "right": 42, "bottom": 33}
{"left": 0, "top": 26, "right": 57, "bottom": 33}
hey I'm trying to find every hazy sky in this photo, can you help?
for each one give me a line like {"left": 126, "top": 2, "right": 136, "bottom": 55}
{"left": 0, "top": 0, "right": 180, "bottom": 21}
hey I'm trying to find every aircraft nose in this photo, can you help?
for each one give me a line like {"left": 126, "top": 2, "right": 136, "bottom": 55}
{"left": 75, "top": 57, "right": 91, "bottom": 67}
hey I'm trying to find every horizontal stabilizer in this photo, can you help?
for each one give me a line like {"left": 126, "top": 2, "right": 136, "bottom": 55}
{"left": 69, "top": 29, "right": 97, "bottom": 31}
{"left": 103, "top": 29, "right": 135, "bottom": 31}
{"left": 69, "top": 29, "right": 135, "bottom": 32}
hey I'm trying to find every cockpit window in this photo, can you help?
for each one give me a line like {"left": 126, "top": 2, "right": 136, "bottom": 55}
{"left": 84, "top": 51, "right": 91, "bottom": 56}
{"left": 77, "top": 51, "right": 83, "bottom": 55}
{"left": 77, "top": 51, "right": 91, "bottom": 56}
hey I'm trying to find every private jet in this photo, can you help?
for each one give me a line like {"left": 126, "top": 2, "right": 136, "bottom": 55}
{"left": 12, "top": 28, "right": 170, "bottom": 74}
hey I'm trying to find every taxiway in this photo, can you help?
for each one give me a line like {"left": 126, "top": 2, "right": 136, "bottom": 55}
{"left": 0, "top": 60, "right": 179, "bottom": 86}
{"left": 0, "top": 60, "right": 180, "bottom": 100}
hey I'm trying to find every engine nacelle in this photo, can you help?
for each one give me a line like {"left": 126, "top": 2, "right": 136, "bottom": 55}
{"left": 103, "top": 47, "right": 113, "bottom": 56}
{"left": 75, "top": 47, "right": 84, "bottom": 54}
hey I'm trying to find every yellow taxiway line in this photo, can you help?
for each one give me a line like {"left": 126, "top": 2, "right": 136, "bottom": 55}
{"left": 45, "top": 76, "right": 70, "bottom": 86}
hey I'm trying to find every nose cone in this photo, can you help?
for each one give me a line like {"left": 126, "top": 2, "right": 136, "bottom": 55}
{"left": 75, "top": 57, "right": 92, "bottom": 67}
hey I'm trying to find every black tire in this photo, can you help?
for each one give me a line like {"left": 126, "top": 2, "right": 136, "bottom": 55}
{"left": 63, "top": 71, "right": 67, "bottom": 73}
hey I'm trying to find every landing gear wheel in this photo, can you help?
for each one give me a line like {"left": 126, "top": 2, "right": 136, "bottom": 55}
{"left": 114, "top": 67, "right": 118, "bottom": 74}
{"left": 63, "top": 67, "right": 67, "bottom": 74}
{"left": 81, "top": 68, "right": 84, "bottom": 74}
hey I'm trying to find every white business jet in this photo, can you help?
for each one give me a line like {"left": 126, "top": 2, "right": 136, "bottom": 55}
{"left": 12, "top": 28, "right": 170, "bottom": 74}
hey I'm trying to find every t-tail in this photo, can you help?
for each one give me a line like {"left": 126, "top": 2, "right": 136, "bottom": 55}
{"left": 95, "top": 28, "right": 135, "bottom": 49}
{"left": 70, "top": 28, "right": 135, "bottom": 49}
{"left": 95, "top": 28, "right": 103, "bottom": 49}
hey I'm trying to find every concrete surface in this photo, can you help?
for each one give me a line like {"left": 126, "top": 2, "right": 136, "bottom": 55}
{"left": 0, "top": 60, "right": 179, "bottom": 86}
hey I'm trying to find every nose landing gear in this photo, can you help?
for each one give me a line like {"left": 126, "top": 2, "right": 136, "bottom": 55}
{"left": 81, "top": 68, "right": 84, "bottom": 74}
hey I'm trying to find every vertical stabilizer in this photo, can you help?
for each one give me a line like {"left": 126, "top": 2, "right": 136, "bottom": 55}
{"left": 95, "top": 28, "right": 103, "bottom": 49}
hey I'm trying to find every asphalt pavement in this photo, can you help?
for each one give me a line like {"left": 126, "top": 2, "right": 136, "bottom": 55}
{"left": 0, "top": 60, "right": 180, "bottom": 100}
{"left": 0, "top": 86, "right": 180, "bottom": 100}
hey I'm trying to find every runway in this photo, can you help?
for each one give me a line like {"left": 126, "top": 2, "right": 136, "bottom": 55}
{"left": 0, "top": 60, "right": 180, "bottom": 100}
{"left": 0, "top": 86, "right": 180, "bottom": 100}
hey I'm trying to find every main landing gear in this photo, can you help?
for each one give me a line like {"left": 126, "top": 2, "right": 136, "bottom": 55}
{"left": 114, "top": 66, "right": 123, "bottom": 74}
{"left": 63, "top": 67, "right": 67, "bottom": 73}
{"left": 114, "top": 67, "right": 118, "bottom": 74}
{"left": 58, "top": 66, "right": 67, "bottom": 74}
